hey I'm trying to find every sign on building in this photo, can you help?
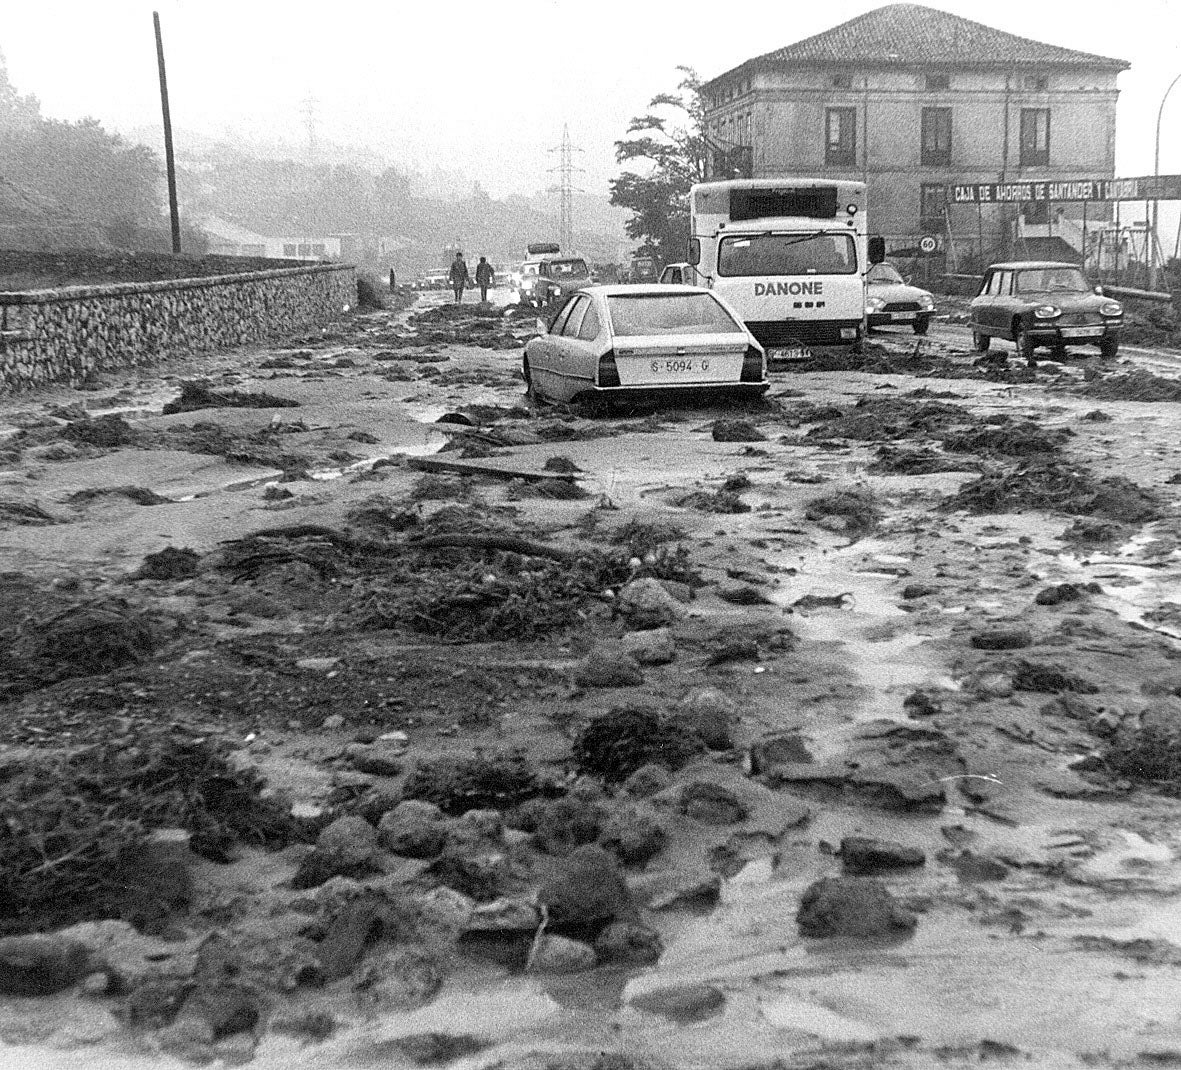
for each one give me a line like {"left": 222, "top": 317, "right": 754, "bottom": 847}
{"left": 949, "top": 175, "right": 1181, "bottom": 204}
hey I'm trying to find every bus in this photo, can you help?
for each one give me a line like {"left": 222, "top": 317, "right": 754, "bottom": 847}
{"left": 688, "top": 178, "right": 868, "bottom": 358}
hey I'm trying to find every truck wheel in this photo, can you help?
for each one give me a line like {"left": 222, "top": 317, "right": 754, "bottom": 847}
{"left": 972, "top": 329, "right": 990, "bottom": 353}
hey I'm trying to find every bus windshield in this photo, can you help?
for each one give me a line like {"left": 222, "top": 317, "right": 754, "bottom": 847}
{"left": 717, "top": 233, "right": 857, "bottom": 277}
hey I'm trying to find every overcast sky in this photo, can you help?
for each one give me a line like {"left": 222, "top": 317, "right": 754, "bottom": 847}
{"left": 3, "top": 0, "right": 1180, "bottom": 201}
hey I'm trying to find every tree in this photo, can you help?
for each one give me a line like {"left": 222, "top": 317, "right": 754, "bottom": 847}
{"left": 609, "top": 66, "right": 707, "bottom": 262}
{"left": 0, "top": 49, "right": 40, "bottom": 132}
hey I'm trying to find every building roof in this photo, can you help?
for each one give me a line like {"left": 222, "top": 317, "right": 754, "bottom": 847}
{"left": 198, "top": 215, "right": 272, "bottom": 245}
{"left": 706, "top": 3, "right": 1129, "bottom": 86}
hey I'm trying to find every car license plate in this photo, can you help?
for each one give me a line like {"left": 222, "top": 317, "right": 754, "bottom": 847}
{"left": 1059, "top": 327, "right": 1100, "bottom": 339}
{"left": 889, "top": 312, "right": 916, "bottom": 322}
{"left": 768, "top": 346, "right": 813, "bottom": 363}
{"left": 649, "top": 358, "right": 705, "bottom": 375}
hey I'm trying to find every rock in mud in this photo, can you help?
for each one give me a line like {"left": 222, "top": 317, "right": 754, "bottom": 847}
{"left": 345, "top": 742, "right": 404, "bottom": 777}
{"left": 293, "top": 815, "right": 380, "bottom": 889}
{"left": 529, "top": 934, "right": 597, "bottom": 973}
{"left": 389, "top": 1032, "right": 488, "bottom": 1066}
{"left": 970, "top": 627, "right": 1032, "bottom": 650}
{"left": 575, "top": 645, "right": 644, "bottom": 689}
{"left": 762, "top": 762, "right": 946, "bottom": 812}
{"left": 901, "top": 583, "right": 939, "bottom": 600}
{"left": 839, "top": 837, "right": 926, "bottom": 875}
{"left": 796, "top": 877, "right": 917, "bottom": 938}
{"left": 678, "top": 687, "right": 737, "bottom": 750}
{"left": 1013, "top": 660, "right": 1099, "bottom": 695}
{"left": 135, "top": 546, "right": 201, "bottom": 581}
{"left": 0, "top": 934, "right": 93, "bottom": 996}
{"left": 1036, "top": 582, "right": 1100, "bottom": 606}
{"left": 716, "top": 583, "right": 773, "bottom": 606}
{"left": 598, "top": 807, "right": 667, "bottom": 866}
{"left": 630, "top": 983, "right": 726, "bottom": 1022}
{"left": 902, "top": 690, "right": 943, "bottom": 717}
{"left": 428, "top": 847, "right": 509, "bottom": 902}
{"left": 317, "top": 899, "right": 385, "bottom": 982}
{"left": 465, "top": 897, "right": 541, "bottom": 932}
{"left": 938, "top": 849, "right": 1009, "bottom": 883}
{"left": 711, "top": 419, "right": 765, "bottom": 443}
{"left": 538, "top": 845, "right": 630, "bottom": 930}
{"left": 378, "top": 801, "right": 447, "bottom": 859}
{"left": 680, "top": 781, "right": 747, "bottom": 825}
{"left": 617, "top": 578, "right": 687, "bottom": 629}
{"left": 620, "top": 628, "right": 676, "bottom": 665}
{"left": 524, "top": 796, "right": 604, "bottom": 855}
{"left": 749, "top": 734, "right": 815, "bottom": 772}
{"left": 595, "top": 921, "right": 663, "bottom": 966}
{"left": 622, "top": 763, "right": 673, "bottom": 798}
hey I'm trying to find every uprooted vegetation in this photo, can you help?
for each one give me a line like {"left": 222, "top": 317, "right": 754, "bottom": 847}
{"left": 401, "top": 751, "right": 560, "bottom": 815}
{"left": 1077, "top": 369, "right": 1181, "bottom": 404}
{"left": 804, "top": 486, "right": 882, "bottom": 538}
{"left": 162, "top": 380, "right": 301, "bottom": 415}
{"left": 0, "top": 729, "right": 303, "bottom": 935}
{"left": 572, "top": 705, "right": 706, "bottom": 783}
{"left": 945, "top": 460, "right": 1162, "bottom": 522}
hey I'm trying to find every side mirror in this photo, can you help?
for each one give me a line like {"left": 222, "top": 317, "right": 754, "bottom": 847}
{"left": 688, "top": 238, "right": 701, "bottom": 267}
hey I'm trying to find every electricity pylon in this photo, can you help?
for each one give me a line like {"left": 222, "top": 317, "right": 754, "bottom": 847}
{"left": 548, "top": 124, "right": 584, "bottom": 252}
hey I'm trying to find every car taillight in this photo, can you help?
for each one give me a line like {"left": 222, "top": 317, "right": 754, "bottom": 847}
{"left": 598, "top": 350, "right": 620, "bottom": 388}
{"left": 741, "top": 345, "right": 765, "bottom": 382}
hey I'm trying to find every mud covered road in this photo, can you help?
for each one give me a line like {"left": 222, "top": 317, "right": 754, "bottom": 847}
{"left": 5, "top": 290, "right": 1181, "bottom": 1068}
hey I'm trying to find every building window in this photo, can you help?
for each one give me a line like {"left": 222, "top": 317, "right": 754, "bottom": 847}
{"left": 925, "top": 73, "right": 950, "bottom": 90}
{"left": 921, "top": 107, "right": 952, "bottom": 166}
{"left": 297, "top": 243, "right": 312, "bottom": 257}
{"left": 832, "top": 73, "right": 852, "bottom": 89}
{"left": 283, "top": 244, "right": 297, "bottom": 257}
{"left": 1020, "top": 108, "right": 1050, "bottom": 166}
{"left": 825, "top": 107, "right": 857, "bottom": 166}
{"left": 1024, "top": 74, "right": 1048, "bottom": 91}
{"left": 920, "top": 183, "right": 946, "bottom": 231}
{"left": 312, "top": 243, "right": 326, "bottom": 256}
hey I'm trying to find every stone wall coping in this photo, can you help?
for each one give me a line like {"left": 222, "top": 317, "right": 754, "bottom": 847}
{"left": 0, "top": 261, "right": 354, "bottom": 305}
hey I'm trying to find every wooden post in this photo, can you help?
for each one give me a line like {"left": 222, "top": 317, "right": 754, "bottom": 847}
{"left": 1081, "top": 199, "right": 1089, "bottom": 274}
{"left": 154, "top": 11, "right": 181, "bottom": 255}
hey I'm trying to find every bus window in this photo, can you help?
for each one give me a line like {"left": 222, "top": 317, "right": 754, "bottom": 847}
{"left": 717, "top": 233, "right": 857, "bottom": 277}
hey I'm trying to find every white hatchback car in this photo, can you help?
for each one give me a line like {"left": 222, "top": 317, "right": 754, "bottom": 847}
{"left": 522, "top": 285, "right": 768, "bottom": 405}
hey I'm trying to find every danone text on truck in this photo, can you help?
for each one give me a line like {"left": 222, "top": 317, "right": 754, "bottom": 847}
{"left": 688, "top": 179, "right": 867, "bottom": 359}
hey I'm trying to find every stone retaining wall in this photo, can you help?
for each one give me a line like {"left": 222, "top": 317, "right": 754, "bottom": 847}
{"left": 0, "top": 262, "right": 355, "bottom": 391}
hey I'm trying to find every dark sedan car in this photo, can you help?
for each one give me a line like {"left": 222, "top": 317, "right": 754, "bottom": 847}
{"left": 969, "top": 261, "right": 1123, "bottom": 364}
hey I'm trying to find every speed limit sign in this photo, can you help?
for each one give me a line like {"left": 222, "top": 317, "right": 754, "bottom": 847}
{"left": 919, "top": 236, "right": 938, "bottom": 254}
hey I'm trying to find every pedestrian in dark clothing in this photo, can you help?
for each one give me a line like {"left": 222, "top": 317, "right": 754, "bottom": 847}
{"left": 475, "top": 256, "right": 494, "bottom": 303}
{"left": 388, "top": 268, "right": 397, "bottom": 291}
{"left": 449, "top": 253, "right": 470, "bottom": 304}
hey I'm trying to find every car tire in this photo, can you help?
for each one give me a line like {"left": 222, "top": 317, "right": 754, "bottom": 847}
{"left": 972, "top": 329, "right": 991, "bottom": 353}
{"left": 1014, "top": 322, "right": 1036, "bottom": 366}
{"left": 1051, "top": 342, "right": 1067, "bottom": 362}
{"left": 1100, "top": 335, "right": 1119, "bottom": 360}
{"left": 913, "top": 316, "right": 930, "bottom": 336}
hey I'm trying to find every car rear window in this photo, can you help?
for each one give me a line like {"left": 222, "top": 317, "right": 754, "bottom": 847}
{"left": 549, "top": 260, "right": 589, "bottom": 278}
{"left": 607, "top": 293, "right": 740, "bottom": 336}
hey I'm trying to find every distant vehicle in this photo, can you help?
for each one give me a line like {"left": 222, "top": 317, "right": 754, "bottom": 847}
{"left": 969, "top": 261, "right": 1123, "bottom": 364}
{"left": 689, "top": 178, "right": 867, "bottom": 360}
{"left": 414, "top": 269, "right": 450, "bottom": 291}
{"left": 624, "top": 255, "right": 659, "bottom": 284}
{"left": 522, "top": 284, "right": 768, "bottom": 405}
{"left": 658, "top": 263, "right": 706, "bottom": 286}
{"left": 865, "top": 262, "right": 936, "bottom": 335}
{"left": 520, "top": 255, "right": 592, "bottom": 309}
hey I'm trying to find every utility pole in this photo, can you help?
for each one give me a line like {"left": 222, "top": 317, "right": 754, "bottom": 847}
{"left": 1153, "top": 72, "right": 1181, "bottom": 289}
{"left": 302, "top": 95, "right": 319, "bottom": 166}
{"left": 548, "top": 124, "right": 583, "bottom": 252}
{"left": 153, "top": 11, "right": 181, "bottom": 254}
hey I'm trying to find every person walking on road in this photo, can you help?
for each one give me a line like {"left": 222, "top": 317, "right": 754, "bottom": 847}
{"left": 475, "top": 256, "right": 494, "bottom": 303}
{"left": 449, "top": 252, "right": 470, "bottom": 305}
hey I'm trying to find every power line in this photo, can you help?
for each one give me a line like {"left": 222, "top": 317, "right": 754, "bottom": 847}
{"left": 547, "top": 124, "right": 584, "bottom": 252}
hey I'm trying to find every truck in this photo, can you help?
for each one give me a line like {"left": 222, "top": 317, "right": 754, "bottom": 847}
{"left": 688, "top": 178, "right": 868, "bottom": 360}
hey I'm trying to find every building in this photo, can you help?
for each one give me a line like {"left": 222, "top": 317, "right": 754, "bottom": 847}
{"left": 200, "top": 216, "right": 360, "bottom": 263}
{"left": 702, "top": 3, "right": 1129, "bottom": 265}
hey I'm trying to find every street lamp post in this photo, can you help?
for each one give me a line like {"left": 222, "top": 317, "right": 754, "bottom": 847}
{"left": 1152, "top": 71, "right": 1181, "bottom": 288}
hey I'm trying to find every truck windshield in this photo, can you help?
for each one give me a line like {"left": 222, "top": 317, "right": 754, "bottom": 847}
{"left": 549, "top": 260, "right": 589, "bottom": 278}
{"left": 718, "top": 233, "right": 857, "bottom": 277}
{"left": 607, "top": 293, "right": 740, "bottom": 336}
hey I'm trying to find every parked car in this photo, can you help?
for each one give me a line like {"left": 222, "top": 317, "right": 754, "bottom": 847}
{"left": 658, "top": 263, "right": 706, "bottom": 286}
{"left": 522, "top": 285, "right": 768, "bottom": 405}
{"left": 520, "top": 256, "right": 592, "bottom": 309}
{"left": 865, "top": 262, "right": 936, "bottom": 335}
{"left": 969, "top": 261, "right": 1123, "bottom": 363}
